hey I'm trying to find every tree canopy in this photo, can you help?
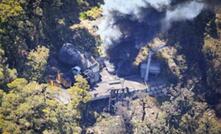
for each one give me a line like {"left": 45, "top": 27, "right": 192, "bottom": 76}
{"left": 0, "top": 76, "right": 90, "bottom": 133}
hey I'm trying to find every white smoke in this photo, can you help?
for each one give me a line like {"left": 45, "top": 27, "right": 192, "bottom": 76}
{"left": 102, "top": 0, "right": 171, "bottom": 18}
{"left": 98, "top": 14, "right": 122, "bottom": 46}
{"left": 97, "top": 0, "right": 205, "bottom": 46}
{"left": 164, "top": 1, "right": 205, "bottom": 30}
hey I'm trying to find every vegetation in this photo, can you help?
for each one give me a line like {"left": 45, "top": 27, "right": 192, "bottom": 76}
{"left": 204, "top": 37, "right": 221, "bottom": 92}
{"left": 79, "top": 6, "right": 102, "bottom": 20}
{"left": 0, "top": 1, "right": 92, "bottom": 133}
{"left": 0, "top": 76, "right": 90, "bottom": 133}
{"left": 25, "top": 46, "right": 49, "bottom": 81}
{"left": 76, "top": 0, "right": 89, "bottom": 7}
{"left": 0, "top": 0, "right": 23, "bottom": 23}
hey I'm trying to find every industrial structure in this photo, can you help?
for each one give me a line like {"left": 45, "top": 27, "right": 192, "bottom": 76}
{"left": 141, "top": 44, "right": 167, "bottom": 82}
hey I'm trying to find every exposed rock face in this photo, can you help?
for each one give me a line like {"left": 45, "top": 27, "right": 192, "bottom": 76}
{"left": 59, "top": 43, "right": 86, "bottom": 68}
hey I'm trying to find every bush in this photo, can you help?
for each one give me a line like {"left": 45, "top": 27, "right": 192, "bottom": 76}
{"left": 79, "top": 12, "right": 88, "bottom": 20}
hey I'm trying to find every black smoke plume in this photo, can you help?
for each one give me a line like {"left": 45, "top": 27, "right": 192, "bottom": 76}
{"left": 97, "top": 0, "right": 205, "bottom": 47}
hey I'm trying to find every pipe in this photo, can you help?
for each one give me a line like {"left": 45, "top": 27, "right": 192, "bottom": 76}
{"left": 144, "top": 50, "right": 153, "bottom": 82}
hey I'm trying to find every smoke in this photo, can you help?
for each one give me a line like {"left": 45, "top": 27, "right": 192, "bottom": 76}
{"left": 102, "top": 0, "right": 171, "bottom": 18}
{"left": 163, "top": 1, "right": 205, "bottom": 30}
{"left": 97, "top": 0, "right": 205, "bottom": 46}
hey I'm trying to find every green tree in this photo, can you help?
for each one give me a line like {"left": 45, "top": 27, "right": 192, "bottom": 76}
{"left": 0, "top": 48, "right": 17, "bottom": 89}
{"left": 0, "top": 0, "right": 44, "bottom": 76}
{"left": 0, "top": 0, "right": 23, "bottom": 23}
{"left": 74, "top": 75, "right": 90, "bottom": 91}
{"left": 203, "top": 9, "right": 221, "bottom": 93}
{"left": 203, "top": 37, "right": 221, "bottom": 93}
{"left": 196, "top": 111, "right": 221, "bottom": 134}
{"left": 0, "top": 77, "right": 90, "bottom": 133}
{"left": 160, "top": 83, "right": 221, "bottom": 134}
{"left": 25, "top": 46, "right": 49, "bottom": 81}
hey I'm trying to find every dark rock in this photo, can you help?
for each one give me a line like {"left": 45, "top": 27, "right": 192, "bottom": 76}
{"left": 59, "top": 43, "right": 86, "bottom": 68}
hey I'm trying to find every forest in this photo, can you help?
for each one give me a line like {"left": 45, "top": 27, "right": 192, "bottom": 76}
{"left": 0, "top": 0, "right": 221, "bottom": 134}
